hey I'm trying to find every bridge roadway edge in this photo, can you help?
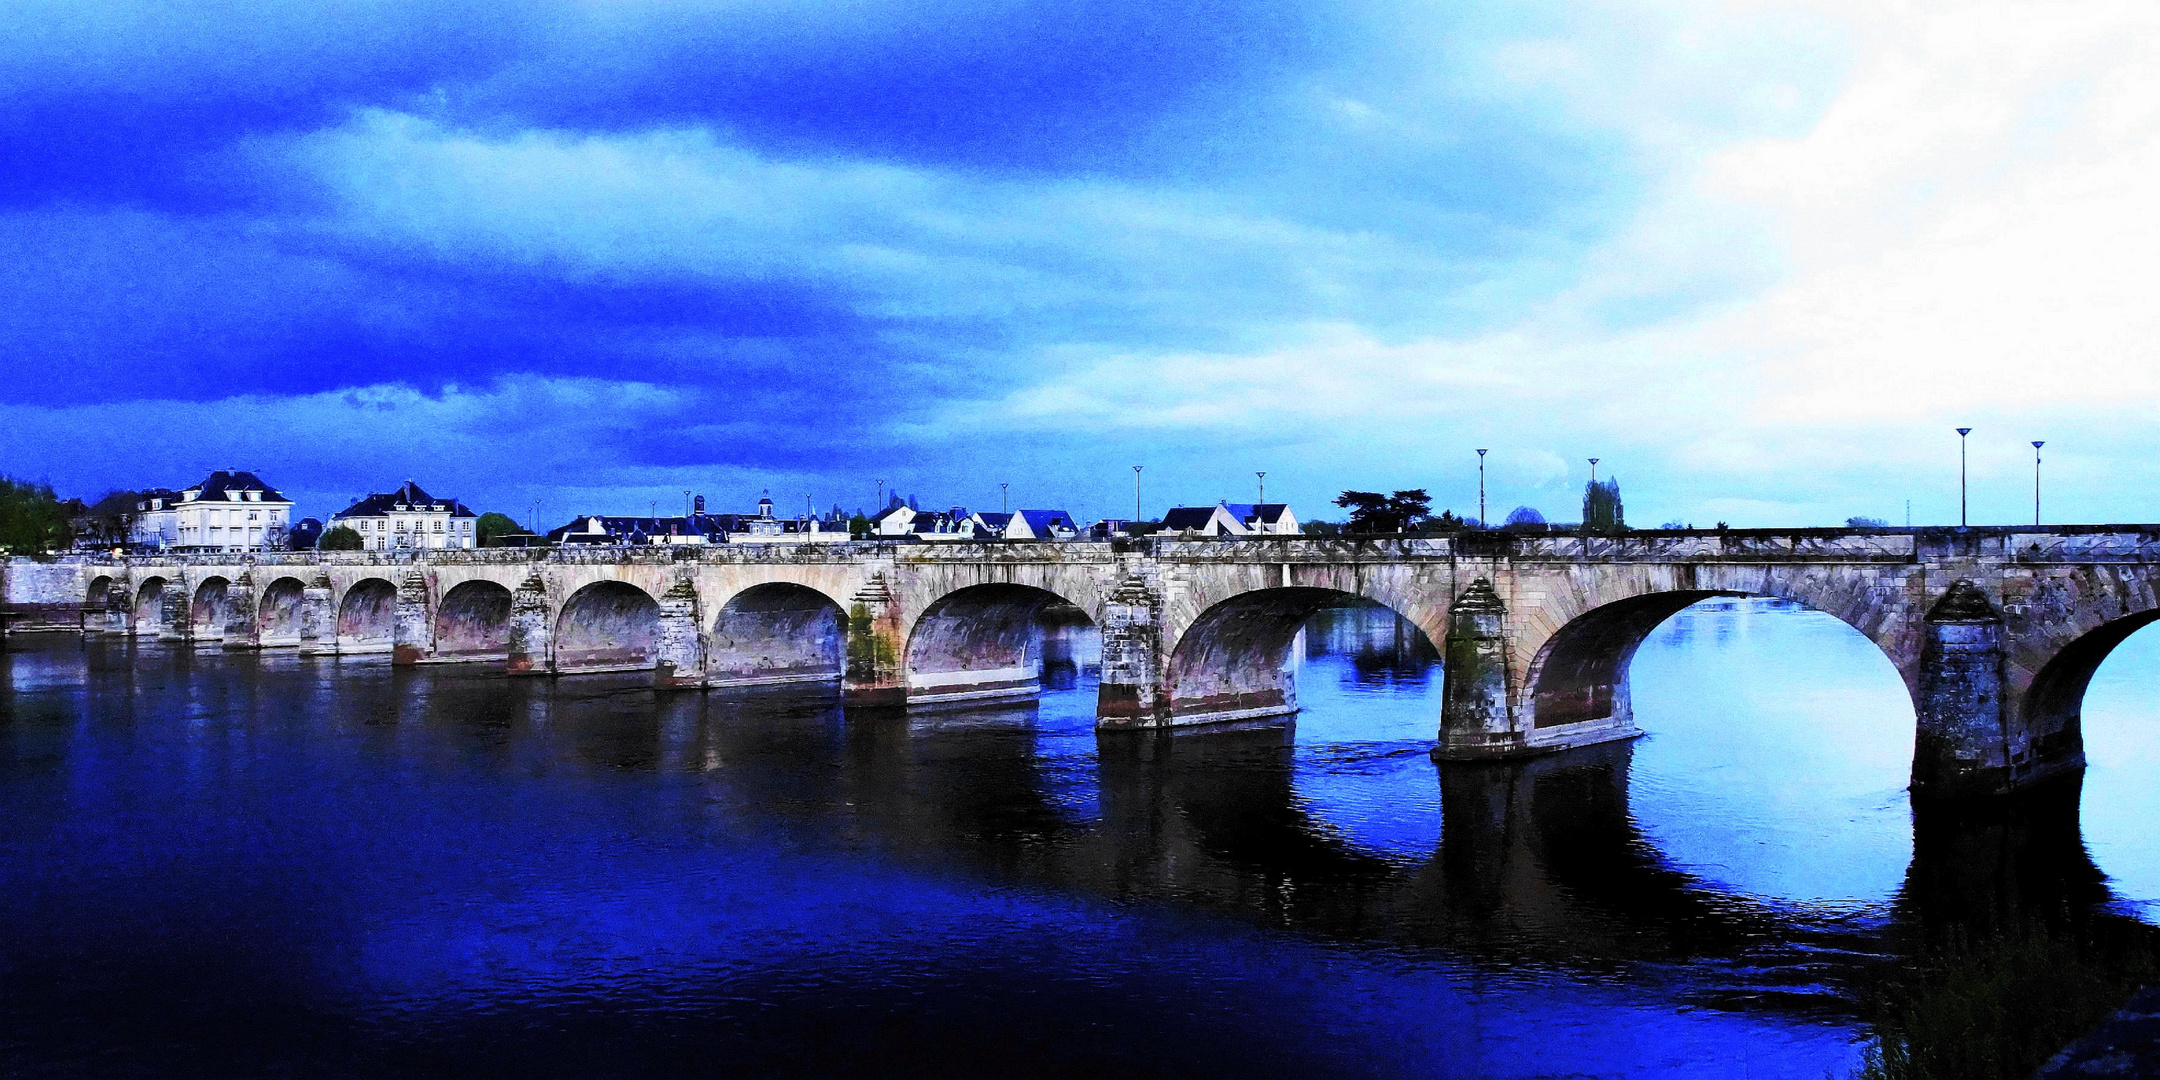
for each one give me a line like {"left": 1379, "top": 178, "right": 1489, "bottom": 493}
{"left": 9, "top": 524, "right": 2160, "bottom": 799}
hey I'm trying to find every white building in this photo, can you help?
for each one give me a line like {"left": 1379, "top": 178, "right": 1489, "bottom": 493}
{"left": 331, "top": 481, "right": 479, "bottom": 550}
{"left": 969, "top": 509, "right": 1080, "bottom": 540}
{"left": 131, "top": 470, "right": 294, "bottom": 552}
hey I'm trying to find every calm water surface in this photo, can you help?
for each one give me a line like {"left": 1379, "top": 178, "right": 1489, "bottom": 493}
{"left": 2, "top": 598, "right": 2157, "bottom": 1077}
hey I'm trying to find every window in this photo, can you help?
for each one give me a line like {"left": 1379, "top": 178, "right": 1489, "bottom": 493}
{"left": 433, "top": 521, "right": 443, "bottom": 532}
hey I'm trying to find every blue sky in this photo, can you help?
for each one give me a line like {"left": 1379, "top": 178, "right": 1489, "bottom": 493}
{"left": 3, "top": 1, "right": 2156, "bottom": 528}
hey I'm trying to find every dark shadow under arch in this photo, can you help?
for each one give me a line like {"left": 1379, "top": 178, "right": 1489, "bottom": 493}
{"left": 2022, "top": 611, "right": 2160, "bottom": 776}
{"left": 434, "top": 580, "right": 513, "bottom": 659}
{"left": 260, "top": 577, "right": 307, "bottom": 644}
{"left": 710, "top": 582, "right": 846, "bottom": 688}
{"left": 191, "top": 577, "right": 233, "bottom": 640}
{"left": 906, "top": 583, "right": 1094, "bottom": 706}
{"left": 555, "top": 581, "right": 660, "bottom": 672}
{"left": 337, "top": 578, "right": 398, "bottom": 652}
{"left": 1525, "top": 591, "right": 1733, "bottom": 730}
{"left": 133, "top": 577, "right": 167, "bottom": 634}
{"left": 1165, "top": 588, "right": 1439, "bottom": 726}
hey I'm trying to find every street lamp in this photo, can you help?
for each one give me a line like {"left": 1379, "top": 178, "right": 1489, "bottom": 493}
{"left": 1589, "top": 457, "right": 1599, "bottom": 485}
{"left": 1000, "top": 482, "right": 1009, "bottom": 513}
{"left": 1257, "top": 471, "right": 1266, "bottom": 504}
{"left": 1957, "top": 428, "right": 1971, "bottom": 527}
{"left": 1476, "top": 449, "right": 1487, "bottom": 527}
{"left": 876, "top": 479, "right": 885, "bottom": 510}
{"left": 2033, "top": 441, "right": 2045, "bottom": 526}
{"left": 1133, "top": 465, "right": 1144, "bottom": 523}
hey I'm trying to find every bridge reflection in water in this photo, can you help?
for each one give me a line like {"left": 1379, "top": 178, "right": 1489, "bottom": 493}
{"left": 3, "top": 597, "right": 2158, "bottom": 1077}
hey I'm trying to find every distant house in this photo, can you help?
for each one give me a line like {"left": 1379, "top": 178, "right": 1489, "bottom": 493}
{"left": 1161, "top": 504, "right": 1242, "bottom": 536}
{"left": 545, "top": 514, "right": 722, "bottom": 546}
{"left": 131, "top": 470, "right": 294, "bottom": 552}
{"left": 288, "top": 518, "right": 324, "bottom": 551}
{"left": 1225, "top": 502, "right": 1299, "bottom": 535}
{"left": 1161, "top": 501, "right": 1299, "bottom": 537}
{"left": 332, "top": 480, "right": 479, "bottom": 550}
{"left": 869, "top": 502, "right": 917, "bottom": 537}
{"left": 1004, "top": 509, "right": 1080, "bottom": 541}
{"left": 1089, "top": 518, "right": 1149, "bottom": 539}
{"left": 966, "top": 511, "right": 1013, "bottom": 538}
{"left": 544, "top": 493, "right": 844, "bottom": 547}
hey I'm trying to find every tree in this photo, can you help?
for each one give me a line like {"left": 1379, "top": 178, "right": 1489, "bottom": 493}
{"left": 0, "top": 476, "right": 71, "bottom": 554}
{"left": 1333, "top": 489, "right": 1431, "bottom": 534}
{"left": 78, "top": 489, "right": 144, "bottom": 547}
{"left": 476, "top": 512, "right": 522, "bottom": 547}
{"left": 1502, "top": 505, "right": 1546, "bottom": 531}
{"left": 1583, "top": 478, "right": 1625, "bottom": 534}
{"left": 1847, "top": 516, "right": 1889, "bottom": 528}
{"left": 848, "top": 513, "right": 872, "bottom": 540}
{"left": 319, "top": 525, "right": 364, "bottom": 551}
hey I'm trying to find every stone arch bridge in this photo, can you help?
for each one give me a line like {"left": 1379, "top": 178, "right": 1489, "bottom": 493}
{"left": 9, "top": 525, "right": 2160, "bottom": 799}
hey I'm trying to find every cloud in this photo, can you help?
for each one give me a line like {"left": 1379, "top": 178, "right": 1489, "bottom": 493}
{"left": 964, "top": 1, "right": 2160, "bottom": 526}
{"left": 5, "top": 0, "right": 2157, "bottom": 530}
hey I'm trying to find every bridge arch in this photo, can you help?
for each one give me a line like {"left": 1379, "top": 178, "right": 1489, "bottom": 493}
{"left": 132, "top": 577, "right": 168, "bottom": 635}
{"left": 190, "top": 576, "right": 234, "bottom": 641}
{"left": 259, "top": 576, "right": 308, "bottom": 644}
{"left": 906, "top": 583, "right": 1095, "bottom": 705}
{"left": 1509, "top": 571, "right": 1916, "bottom": 733}
{"left": 336, "top": 578, "right": 398, "bottom": 652}
{"left": 85, "top": 575, "right": 115, "bottom": 608}
{"left": 434, "top": 580, "right": 513, "bottom": 659}
{"left": 1164, "top": 587, "right": 1440, "bottom": 726}
{"left": 710, "top": 582, "right": 848, "bottom": 688}
{"left": 554, "top": 580, "right": 660, "bottom": 672}
{"left": 2019, "top": 611, "right": 2160, "bottom": 775}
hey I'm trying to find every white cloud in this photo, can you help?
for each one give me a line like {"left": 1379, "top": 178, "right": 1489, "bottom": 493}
{"left": 976, "top": 1, "right": 2160, "bottom": 526}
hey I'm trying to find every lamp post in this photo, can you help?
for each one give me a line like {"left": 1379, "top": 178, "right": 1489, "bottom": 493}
{"left": 1133, "top": 465, "right": 1144, "bottom": 524}
{"left": 683, "top": 490, "right": 691, "bottom": 518}
{"left": 1476, "top": 449, "right": 1487, "bottom": 527}
{"left": 876, "top": 479, "right": 885, "bottom": 511}
{"left": 2033, "top": 441, "right": 2045, "bottom": 526}
{"left": 1256, "top": 471, "right": 1266, "bottom": 504}
{"left": 1000, "top": 483, "right": 1008, "bottom": 513}
{"left": 1957, "top": 428, "right": 1971, "bottom": 526}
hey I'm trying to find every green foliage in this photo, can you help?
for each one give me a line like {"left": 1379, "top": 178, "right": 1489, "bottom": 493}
{"left": 848, "top": 513, "right": 872, "bottom": 540}
{"left": 318, "top": 525, "right": 365, "bottom": 551}
{"left": 476, "top": 512, "right": 522, "bottom": 547}
{"left": 1848, "top": 516, "right": 1890, "bottom": 528}
{"left": 0, "top": 475, "right": 71, "bottom": 554}
{"left": 1503, "top": 505, "right": 1547, "bottom": 530}
{"left": 1582, "top": 478, "right": 1625, "bottom": 533}
{"left": 1334, "top": 489, "right": 1431, "bottom": 534}
{"left": 1302, "top": 520, "right": 1344, "bottom": 537}
{"left": 1855, "top": 923, "right": 2157, "bottom": 1080}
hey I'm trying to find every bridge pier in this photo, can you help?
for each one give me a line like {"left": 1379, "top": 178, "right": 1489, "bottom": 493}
{"left": 841, "top": 574, "right": 905, "bottom": 706}
{"left": 158, "top": 575, "right": 190, "bottom": 643}
{"left": 654, "top": 580, "right": 706, "bottom": 690}
{"left": 1434, "top": 577, "right": 1645, "bottom": 761}
{"left": 1913, "top": 579, "right": 2082, "bottom": 800}
{"left": 393, "top": 572, "right": 431, "bottom": 665}
{"left": 506, "top": 574, "right": 551, "bottom": 675}
{"left": 298, "top": 575, "right": 334, "bottom": 655}
{"left": 1095, "top": 571, "right": 1165, "bottom": 729}
{"left": 222, "top": 570, "right": 260, "bottom": 650}
{"left": 1437, "top": 578, "right": 1517, "bottom": 757}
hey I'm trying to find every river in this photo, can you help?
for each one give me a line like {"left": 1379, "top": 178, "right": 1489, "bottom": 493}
{"left": 0, "top": 597, "right": 2153, "bottom": 1077}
